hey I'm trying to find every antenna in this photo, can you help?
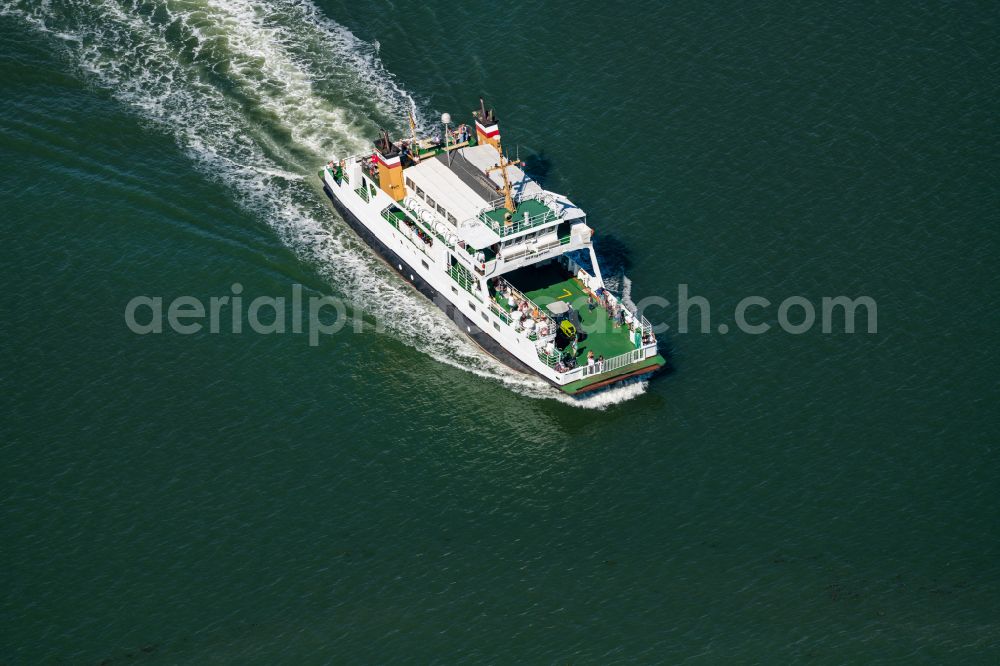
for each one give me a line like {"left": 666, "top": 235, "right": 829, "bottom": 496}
{"left": 441, "top": 112, "right": 452, "bottom": 163}
{"left": 377, "top": 128, "right": 393, "bottom": 153}
{"left": 407, "top": 111, "right": 420, "bottom": 163}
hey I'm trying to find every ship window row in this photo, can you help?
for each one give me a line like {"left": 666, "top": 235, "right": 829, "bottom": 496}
{"left": 406, "top": 176, "right": 459, "bottom": 226}
{"left": 501, "top": 230, "right": 545, "bottom": 248}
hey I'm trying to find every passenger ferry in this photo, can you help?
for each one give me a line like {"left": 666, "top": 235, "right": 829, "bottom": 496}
{"left": 321, "top": 100, "right": 664, "bottom": 395}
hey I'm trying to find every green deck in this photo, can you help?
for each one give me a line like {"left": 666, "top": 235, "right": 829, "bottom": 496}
{"left": 503, "top": 263, "right": 640, "bottom": 361}
{"left": 481, "top": 198, "right": 551, "bottom": 226}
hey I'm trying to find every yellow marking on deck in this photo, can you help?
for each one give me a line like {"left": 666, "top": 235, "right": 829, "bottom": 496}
{"left": 557, "top": 288, "right": 573, "bottom": 300}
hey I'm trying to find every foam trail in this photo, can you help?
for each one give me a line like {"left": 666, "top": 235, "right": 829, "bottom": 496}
{"left": 0, "top": 0, "right": 644, "bottom": 408}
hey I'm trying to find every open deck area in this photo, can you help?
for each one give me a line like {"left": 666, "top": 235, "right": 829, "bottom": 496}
{"left": 480, "top": 198, "right": 555, "bottom": 235}
{"left": 495, "top": 260, "right": 664, "bottom": 392}
{"left": 502, "top": 263, "right": 634, "bottom": 360}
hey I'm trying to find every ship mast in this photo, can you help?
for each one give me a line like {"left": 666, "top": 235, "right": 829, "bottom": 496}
{"left": 487, "top": 141, "right": 516, "bottom": 216}
{"left": 481, "top": 99, "right": 515, "bottom": 216}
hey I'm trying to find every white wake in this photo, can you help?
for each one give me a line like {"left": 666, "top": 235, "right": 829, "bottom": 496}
{"left": 1, "top": 0, "right": 648, "bottom": 407}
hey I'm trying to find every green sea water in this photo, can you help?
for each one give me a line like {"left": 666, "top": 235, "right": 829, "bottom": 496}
{"left": 2, "top": 1, "right": 998, "bottom": 662}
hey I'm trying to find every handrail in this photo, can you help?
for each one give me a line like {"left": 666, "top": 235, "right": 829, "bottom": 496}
{"left": 560, "top": 255, "right": 655, "bottom": 340}
{"left": 478, "top": 207, "right": 558, "bottom": 237}
{"left": 498, "top": 235, "right": 566, "bottom": 265}
{"left": 324, "top": 166, "right": 348, "bottom": 185}
{"left": 578, "top": 348, "right": 644, "bottom": 378}
{"left": 382, "top": 207, "right": 432, "bottom": 255}
{"left": 536, "top": 342, "right": 575, "bottom": 368}
{"left": 495, "top": 277, "right": 556, "bottom": 335}
{"left": 448, "top": 263, "right": 481, "bottom": 300}
{"left": 481, "top": 191, "right": 557, "bottom": 213}
{"left": 380, "top": 208, "right": 400, "bottom": 228}
{"left": 488, "top": 300, "right": 512, "bottom": 325}
{"left": 561, "top": 344, "right": 655, "bottom": 381}
{"left": 476, "top": 192, "right": 561, "bottom": 237}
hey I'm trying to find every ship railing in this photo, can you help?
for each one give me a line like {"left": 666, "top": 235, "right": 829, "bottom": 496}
{"left": 581, "top": 348, "right": 646, "bottom": 378}
{"left": 559, "top": 255, "right": 655, "bottom": 340}
{"left": 448, "top": 263, "right": 481, "bottom": 300}
{"left": 537, "top": 346, "right": 560, "bottom": 368}
{"left": 476, "top": 192, "right": 562, "bottom": 237}
{"left": 482, "top": 190, "right": 558, "bottom": 212}
{"left": 498, "top": 234, "right": 568, "bottom": 265}
{"left": 494, "top": 277, "right": 556, "bottom": 338}
{"left": 536, "top": 341, "right": 573, "bottom": 368}
{"left": 478, "top": 207, "right": 559, "bottom": 237}
{"left": 362, "top": 163, "right": 379, "bottom": 184}
{"left": 382, "top": 206, "right": 433, "bottom": 255}
{"left": 324, "top": 165, "right": 348, "bottom": 186}
{"left": 559, "top": 346, "right": 653, "bottom": 382}
{"left": 488, "top": 300, "right": 512, "bottom": 325}
{"left": 380, "top": 207, "right": 403, "bottom": 229}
